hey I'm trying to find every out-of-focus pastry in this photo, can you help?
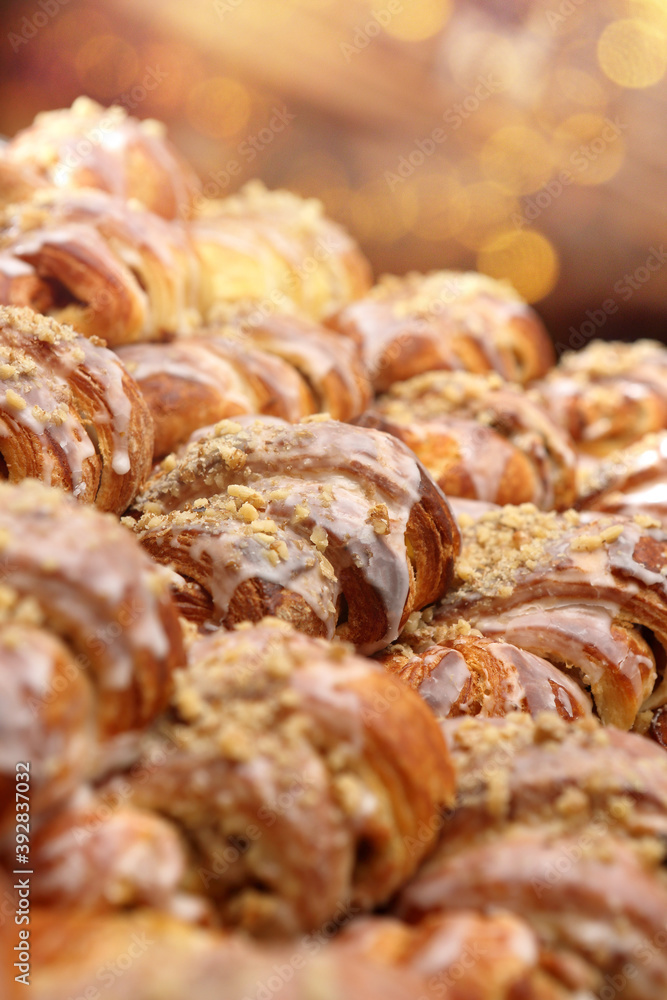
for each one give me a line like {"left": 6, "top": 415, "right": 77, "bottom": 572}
{"left": 359, "top": 370, "right": 576, "bottom": 509}
{"left": 330, "top": 271, "right": 555, "bottom": 391}
{"left": 2, "top": 97, "right": 201, "bottom": 219}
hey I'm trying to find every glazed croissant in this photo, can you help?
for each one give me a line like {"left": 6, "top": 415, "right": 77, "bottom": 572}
{"left": 27, "top": 796, "right": 191, "bottom": 915}
{"left": 192, "top": 181, "right": 372, "bottom": 323}
{"left": 0, "top": 188, "right": 201, "bottom": 345}
{"left": 339, "top": 910, "right": 582, "bottom": 999}
{"left": 0, "top": 156, "right": 46, "bottom": 209}
{"left": 329, "top": 270, "right": 555, "bottom": 391}
{"left": 2, "top": 97, "right": 201, "bottom": 219}
{"left": 117, "top": 313, "right": 371, "bottom": 460}
{"left": 575, "top": 431, "right": 667, "bottom": 527}
{"left": 536, "top": 339, "right": 667, "bottom": 457}
{"left": 0, "top": 480, "right": 184, "bottom": 834}
{"left": 130, "top": 415, "right": 460, "bottom": 652}
{"left": 378, "top": 620, "right": 592, "bottom": 722}
{"left": 0, "top": 306, "right": 153, "bottom": 512}
{"left": 423, "top": 503, "right": 667, "bottom": 730}
{"left": 107, "top": 620, "right": 455, "bottom": 937}
{"left": 359, "top": 370, "right": 576, "bottom": 510}
{"left": 396, "top": 713, "right": 667, "bottom": 1000}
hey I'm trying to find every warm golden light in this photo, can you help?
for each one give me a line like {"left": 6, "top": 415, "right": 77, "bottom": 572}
{"left": 186, "top": 78, "right": 252, "bottom": 139}
{"left": 409, "top": 174, "right": 469, "bottom": 241}
{"left": 554, "top": 113, "right": 626, "bottom": 185}
{"left": 456, "top": 181, "right": 520, "bottom": 250}
{"left": 373, "top": 0, "right": 451, "bottom": 42}
{"left": 598, "top": 18, "right": 667, "bottom": 87}
{"left": 477, "top": 229, "right": 559, "bottom": 303}
{"left": 480, "top": 126, "right": 553, "bottom": 196}
{"left": 554, "top": 66, "right": 607, "bottom": 109}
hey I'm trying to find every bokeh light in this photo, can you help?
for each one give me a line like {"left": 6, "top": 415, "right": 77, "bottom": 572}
{"left": 480, "top": 126, "right": 553, "bottom": 195}
{"left": 598, "top": 18, "right": 667, "bottom": 87}
{"left": 372, "top": 0, "right": 451, "bottom": 42}
{"left": 186, "top": 78, "right": 252, "bottom": 139}
{"left": 477, "top": 230, "right": 560, "bottom": 302}
{"left": 456, "top": 181, "right": 520, "bottom": 250}
{"left": 553, "top": 113, "right": 626, "bottom": 184}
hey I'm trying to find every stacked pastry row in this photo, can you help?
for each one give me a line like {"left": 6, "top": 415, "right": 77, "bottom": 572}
{"left": 2, "top": 99, "right": 667, "bottom": 999}
{"left": 4, "top": 481, "right": 667, "bottom": 1000}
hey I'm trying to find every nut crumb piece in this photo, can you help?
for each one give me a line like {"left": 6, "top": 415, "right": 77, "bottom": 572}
{"left": 310, "top": 525, "right": 328, "bottom": 551}
{"left": 5, "top": 389, "right": 26, "bottom": 410}
{"left": 368, "top": 503, "right": 390, "bottom": 535}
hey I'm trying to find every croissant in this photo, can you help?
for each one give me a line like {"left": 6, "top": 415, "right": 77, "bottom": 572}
{"left": 329, "top": 270, "right": 555, "bottom": 391}
{"left": 3, "top": 97, "right": 201, "bottom": 219}
{"left": 396, "top": 713, "right": 667, "bottom": 1000}
{"left": 359, "top": 370, "right": 576, "bottom": 510}
{"left": 27, "top": 797, "right": 191, "bottom": 915}
{"left": 0, "top": 188, "right": 200, "bottom": 345}
{"left": 30, "top": 908, "right": 431, "bottom": 1000}
{"left": 576, "top": 431, "right": 667, "bottom": 526}
{"left": 0, "top": 306, "right": 153, "bottom": 512}
{"left": 377, "top": 621, "right": 592, "bottom": 722}
{"left": 106, "top": 619, "right": 455, "bottom": 937}
{"left": 536, "top": 339, "right": 667, "bottom": 456}
{"left": 0, "top": 479, "right": 184, "bottom": 832}
{"left": 0, "top": 155, "right": 46, "bottom": 208}
{"left": 130, "top": 415, "right": 460, "bottom": 652}
{"left": 192, "top": 181, "right": 372, "bottom": 322}
{"left": 424, "top": 503, "right": 667, "bottom": 730}
{"left": 339, "top": 910, "right": 582, "bottom": 999}
{"left": 117, "top": 313, "right": 371, "bottom": 460}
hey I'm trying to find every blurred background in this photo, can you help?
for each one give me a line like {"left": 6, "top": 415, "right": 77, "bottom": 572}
{"left": 2, "top": 0, "right": 667, "bottom": 346}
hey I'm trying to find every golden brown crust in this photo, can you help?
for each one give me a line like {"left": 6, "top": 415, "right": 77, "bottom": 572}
{"left": 220, "top": 309, "right": 372, "bottom": 419}
{"left": 360, "top": 370, "right": 576, "bottom": 510}
{"left": 0, "top": 306, "right": 153, "bottom": 512}
{"left": 536, "top": 339, "right": 667, "bottom": 456}
{"left": 575, "top": 432, "right": 667, "bottom": 527}
{"left": 4, "top": 98, "right": 201, "bottom": 220}
{"left": 118, "top": 336, "right": 316, "bottom": 460}
{"left": 192, "top": 182, "right": 372, "bottom": 322}
{"left": 396, "top": 713, "right": 667, "bottom": 1000}
{"left": 28, "top": 799, "right": 190, "bottom": 914}
{"left": 329, "top": 270, "right": 555, "bottom": 391}
{"left": 117, "top": 315, "right": 370, "bottom": 461}
{"left": 114, "top": 620, "right": 454, "bottom": 937}
{"left": 378, "top": 632, "right": 592, "bottom": 722}
{"left": 427, "top": 504, "right": 667, "bottom": 728}
{"left": 340, "top": 911, "right": 581, "bottom": 999}
{"left": 131, "top": 416, "right": 460, "bottom": 653}
{"left": 0, "top": 480, "right": 184, "bottom": 834}
{"left": 0, "top": 188, "right": 200, "bottom": 345}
